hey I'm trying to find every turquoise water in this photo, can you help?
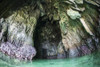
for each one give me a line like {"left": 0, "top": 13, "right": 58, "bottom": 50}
{"left": 0, "top": 51, "right": 100, "bottom": 67}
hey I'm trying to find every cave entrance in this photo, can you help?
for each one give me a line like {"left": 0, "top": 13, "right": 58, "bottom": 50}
{"left": 34, "top": 17, "right": 62, "bottom": 59}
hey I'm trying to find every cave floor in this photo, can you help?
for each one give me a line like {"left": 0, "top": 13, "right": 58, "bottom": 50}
{"left": 0, "top": 51, "right": 100, "bottom": 67}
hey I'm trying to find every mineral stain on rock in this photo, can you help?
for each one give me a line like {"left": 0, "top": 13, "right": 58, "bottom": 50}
{"left": 0, "top": 42, "right": 36, "bottom": 61}
{"left": 0, "top": 0, "right": 100, "bottom": 61}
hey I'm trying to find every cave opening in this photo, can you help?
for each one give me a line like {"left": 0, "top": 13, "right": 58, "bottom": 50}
{"left": 0, "top": 0, "right": 64, "bottom": 60}
{"left": 34, "top": 16, "right": 62, "bottom": 59}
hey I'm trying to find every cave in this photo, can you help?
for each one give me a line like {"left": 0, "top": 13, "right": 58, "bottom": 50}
{"left": 34, "top": 17, "right": 63, "bottom": 59}
{"left": 0, "top": 1, "right": 100, "bottom": 67}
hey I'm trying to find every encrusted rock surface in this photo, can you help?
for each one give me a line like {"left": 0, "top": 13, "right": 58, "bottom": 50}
{"left": 0, "top": 0, "right": 100, "bottom": 60}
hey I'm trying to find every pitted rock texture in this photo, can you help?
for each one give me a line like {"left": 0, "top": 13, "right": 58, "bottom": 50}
{"left": 0, "top": 2, "right": 40, "bottom": 60}
{"left": 0, "top": 42, "right": 36, "bottom": 60}
{"left": 0, "top": 0, "right": 100, "bottom": 60}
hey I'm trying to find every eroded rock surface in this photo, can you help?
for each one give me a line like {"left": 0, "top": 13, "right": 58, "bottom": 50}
{"left": 0, "top": 0, "right": 100, "bottom": 60}
{"left": 0, "top": 42, "right": 36, "bottom": 60}
{"left": 0, "top": 1, "right": 40, "bottom": 60}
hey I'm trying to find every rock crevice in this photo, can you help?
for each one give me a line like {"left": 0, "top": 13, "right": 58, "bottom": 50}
{"left": 0, "top": 0, "right": 100, "bottom": 60}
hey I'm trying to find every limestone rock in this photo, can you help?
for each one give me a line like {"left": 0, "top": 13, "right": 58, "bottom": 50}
{"left": 75, "top": 0, "right": 83, "bottom": 4}
{"left": 67, "top": 9, "right": 81, "bottom": 20}
{"left": 85, "top": 0, "right": 100, "bottom": 7}
{"left": 0, "top": 0, "right": 100, "bottom": 61}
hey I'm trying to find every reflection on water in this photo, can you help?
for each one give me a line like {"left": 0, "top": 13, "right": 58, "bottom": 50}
{"left": 0, "top": 51, "right": 100, "bottom": 67}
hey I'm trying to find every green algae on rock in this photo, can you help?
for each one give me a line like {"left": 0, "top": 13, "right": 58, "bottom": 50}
{"left": 0, "top": 0, "right": 100, "bottom": 61}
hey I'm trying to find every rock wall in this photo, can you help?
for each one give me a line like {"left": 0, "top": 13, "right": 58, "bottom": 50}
{"left": 0, "top": 0, "right": 100, "bottom": 60}
{"left": 0, "top": 1, "right": 40, "bottom": 60}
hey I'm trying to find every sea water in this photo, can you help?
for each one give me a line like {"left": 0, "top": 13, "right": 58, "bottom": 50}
{"left": 0, "top": 51, "right": 100, "bottom": 67}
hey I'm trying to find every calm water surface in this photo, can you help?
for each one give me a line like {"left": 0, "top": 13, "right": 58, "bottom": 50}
{"left": 0, "top": 51, "right": 100, "bottom": 67}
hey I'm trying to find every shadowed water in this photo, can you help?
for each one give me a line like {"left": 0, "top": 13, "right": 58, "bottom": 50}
{"left": 0, "top": 51, "right": 100, "bottom": 67}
